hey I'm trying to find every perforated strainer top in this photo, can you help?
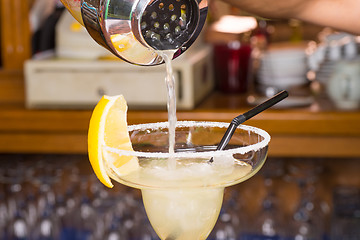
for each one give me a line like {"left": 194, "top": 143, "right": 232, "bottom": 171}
{"left": 140, "top": 0, "right": 199, "bottom": 50}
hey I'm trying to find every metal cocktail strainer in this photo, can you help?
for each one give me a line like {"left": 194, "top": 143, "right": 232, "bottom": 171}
{"left": 62, "top": 0, "right": 208, "bottom": 65}
{"left": 140, "top": 0, "right": 199, "bottom": 50}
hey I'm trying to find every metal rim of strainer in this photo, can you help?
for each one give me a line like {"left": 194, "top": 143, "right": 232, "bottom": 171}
{"left": 80, "top": 0, "right": 208, "bottom": 65}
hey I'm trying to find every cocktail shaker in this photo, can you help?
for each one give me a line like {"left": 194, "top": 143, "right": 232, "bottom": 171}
{"left": 60, "top": 0, "right": 208, "bottom": 65}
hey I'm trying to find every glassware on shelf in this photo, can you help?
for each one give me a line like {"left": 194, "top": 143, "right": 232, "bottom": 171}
{"left": 0, "top": 192, "right": 8, "bottom": 239}
{"left": 209, "top": 188, "right": 246, "bottom": 240}
{"left": 286, "top": 159, "right": 327, "bottom": 240}
{"left": 243, "top": 158, "right": 288, "bottom": 240}
{"left": 0, "top": 156, "right": 35, "bottom": 240}
{"left": 31, "top": 203, "right": 60, "bottom": 240}
{"left": 103, "top": 215, "right": 130, "bottom": 240}
{"left": 7, "top": 207, "right": 30, "bottom": 240}
{"left": 290, "top": 184, "right": 324, "bottom": 240}
{"left": 330, "top": 186, "right": 360, "bottom": 240}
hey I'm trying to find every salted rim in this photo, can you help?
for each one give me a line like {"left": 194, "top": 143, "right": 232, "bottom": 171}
{"left": 103, "top": 121, "right": 271, "bottom": 158}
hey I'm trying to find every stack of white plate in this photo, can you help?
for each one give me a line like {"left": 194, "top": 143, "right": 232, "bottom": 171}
{"left": 308, "top": 32, "right": 360, "bottom": 84}
{"left": 315, "top": 60, "right": 337, "bottom": 84}
{"left": 257, "top": 45, "right": 308, "bottom": 90}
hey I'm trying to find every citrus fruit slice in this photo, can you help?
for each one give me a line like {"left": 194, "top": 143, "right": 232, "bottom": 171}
{"left": 88, "top": 95, "right": 139, "bottom": 188}
{"left": 110, "top": 33, "right": 132, "bottom": 52}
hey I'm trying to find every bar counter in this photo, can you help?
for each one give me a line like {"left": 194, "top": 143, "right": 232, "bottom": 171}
{"left": 1, "top": 72, "right": 359, "bottom": 157}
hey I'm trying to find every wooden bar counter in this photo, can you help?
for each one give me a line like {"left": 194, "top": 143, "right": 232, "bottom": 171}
{"left": 1, "top": 70, "right": 360, "bottom": 157}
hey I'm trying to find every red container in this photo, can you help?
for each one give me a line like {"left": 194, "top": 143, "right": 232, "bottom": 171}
{"left": 213, "top": 41, "right": 252, "bottom": 93}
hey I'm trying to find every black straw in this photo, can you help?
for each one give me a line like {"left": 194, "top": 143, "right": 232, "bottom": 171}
{"left": 209, "top": 90, "right": 288, "bottom": 162}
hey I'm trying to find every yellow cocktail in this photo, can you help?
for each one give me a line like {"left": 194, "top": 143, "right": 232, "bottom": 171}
{"left": 101, "top": 121, "right": 270, "bottom": 239}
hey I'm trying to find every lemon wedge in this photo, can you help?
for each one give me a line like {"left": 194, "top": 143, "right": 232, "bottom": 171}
{"left": 110, "top": 33, "right": 132, "bottom": 52}
{"left": 88, "top": 95, "right": 139, "bottom": 188}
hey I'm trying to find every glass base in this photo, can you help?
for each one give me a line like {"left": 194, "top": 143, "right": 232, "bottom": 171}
{"left": 142, "top": 188, "right": 224, "bottom": 240}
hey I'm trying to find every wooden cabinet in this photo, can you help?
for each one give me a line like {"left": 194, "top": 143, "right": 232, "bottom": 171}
{"left": 0, "top": 0, "right": 31, "bottom": 70}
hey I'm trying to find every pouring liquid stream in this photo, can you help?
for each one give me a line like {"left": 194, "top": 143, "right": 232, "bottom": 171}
{"left": 157, "top": 50, "right": 178, "bottom": 170}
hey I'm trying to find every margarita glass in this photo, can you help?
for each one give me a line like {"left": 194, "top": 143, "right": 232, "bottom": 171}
{"left": 104, "top": 121, "right": 270, "bottom": 240}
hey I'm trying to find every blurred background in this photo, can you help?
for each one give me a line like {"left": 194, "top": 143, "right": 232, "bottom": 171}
{"left": 0, "top": 0, "right": 360, "bottom": 239}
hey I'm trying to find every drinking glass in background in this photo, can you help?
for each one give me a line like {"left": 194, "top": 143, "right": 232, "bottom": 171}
{"left": 209, "top": 188, "right": 248, "bottom": 240}
{"left": 213, "top": 41, "right": 252, "bottom": 94}
{"left": 208, "top": 16, "right": 258, "bottom": 94}
{"left": 286, "top": 159, "right": 328, "bottom": 240}
{"left": 330, "top": 186, "right": 360, "bottom": 240}
{"left": 0, "top": 156, "right": 35, "bottom": 240}
{"left": 242, "top": 158, "right": 289, "bottom": 240}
